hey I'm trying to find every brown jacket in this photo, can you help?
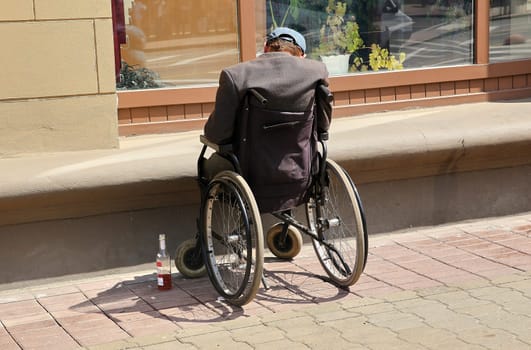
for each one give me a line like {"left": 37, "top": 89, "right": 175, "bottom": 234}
{"left": 204, "top": 52, "right": 331, "bottom": 212}
{"left": 205, "top": 52, "right": 330, "bottom": 143}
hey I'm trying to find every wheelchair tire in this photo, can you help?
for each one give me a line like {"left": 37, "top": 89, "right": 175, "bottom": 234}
{"left": 201, "top": 171, "right": 264, "bottom": 306}
{"left": 175, "top": 239, "right": 206, "bottom": 278}
{"left": 342, "top": 168, "right": 369, "bottom": 269}
{"left": 306, "top": 159, "right": 366, "bottom": 287}
{"left": 266, "top": 223, "right": 303, "bottom": 259}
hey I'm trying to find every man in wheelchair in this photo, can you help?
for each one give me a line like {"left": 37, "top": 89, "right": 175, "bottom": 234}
{"left": 202, "top": 27, "right": 332, "bottom": 214}
{"left": 175, "top": 28, "right": 366, "bottom": 306}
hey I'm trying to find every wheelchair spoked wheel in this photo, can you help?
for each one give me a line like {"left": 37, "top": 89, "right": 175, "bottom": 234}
{"left": 175, "top": 238, "right": 206, "bottom": 278}
{"left": 306, "top": 159, "right": 366, "bottom": 287}
{"left": 266, "top": 223, "right": 303, "bottom": 259}
{"left": 201, "top": 171, "right": 264, "bottom": 306}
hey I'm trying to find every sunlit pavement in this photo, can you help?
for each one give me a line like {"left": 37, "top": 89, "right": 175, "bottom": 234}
{"left": 1, "top": 212, "right": 530, "bottom": 349}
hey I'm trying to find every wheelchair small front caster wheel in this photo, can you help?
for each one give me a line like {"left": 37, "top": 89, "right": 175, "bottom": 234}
{"left": 175, "top": 239, "right": 206, "bottom": 278}
{"left": 266, "top": 223, "right": 303, "bottom": 259}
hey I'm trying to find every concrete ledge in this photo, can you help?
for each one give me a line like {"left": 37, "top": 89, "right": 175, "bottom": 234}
{"left": 330, "top": 99, "right": 531, "bottom": 183}
{"left": 1, "top": 98, "right": 530, "bottom": 227}
{"left": 0, "top": 131, "right": 200, "bottom": 227}
{"left": 1, "top": 98, "right": 531, "bottom": 283}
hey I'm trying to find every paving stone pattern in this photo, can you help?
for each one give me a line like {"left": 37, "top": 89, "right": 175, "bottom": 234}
{"left": 0, "top": 212, "right": 530, "bottom": 349}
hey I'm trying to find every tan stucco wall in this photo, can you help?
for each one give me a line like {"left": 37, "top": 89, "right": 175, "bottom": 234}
{"left": 0, "top": 0, "right": 118, "bottom": 156}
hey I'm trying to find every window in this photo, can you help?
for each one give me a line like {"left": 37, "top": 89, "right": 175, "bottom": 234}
{"left": 489, "top": 0, "right": 531, "bottom": 62}
{"left": 113, "top": 0, "right": 240, "bottom": 89}
{"left": 258, "top": 0, "right": 474, "bottom": 75}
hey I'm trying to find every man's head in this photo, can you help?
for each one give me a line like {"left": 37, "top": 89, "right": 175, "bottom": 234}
{"left": 265, "top": 27, "right": 306, "bottom": 57}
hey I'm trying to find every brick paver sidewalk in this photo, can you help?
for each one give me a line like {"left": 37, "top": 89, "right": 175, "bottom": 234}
{"left": 1, "top": 212, "right": 530, "bottom": 349}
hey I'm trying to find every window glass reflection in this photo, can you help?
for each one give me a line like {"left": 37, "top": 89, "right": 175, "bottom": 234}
{"left": 258, "top": 1, "right": 474, "bottom": 75}
{"left": 490, "top": 0, "right": 531, "bottom": 62}
{"left": 118, "top": 0, "right": 240, "bottom": 89}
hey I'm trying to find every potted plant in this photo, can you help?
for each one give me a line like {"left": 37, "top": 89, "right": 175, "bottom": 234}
{"left": 314, "top": 0, "right": 406, "bottom": 74}
{"left": 353, "top": 43, "right": 406, "bottom": 71}
{"left": 314, "top": 0, "right": 364, "bottom": 75}
{"left": 118, "top": 61, "right": 161, "bottom": 90}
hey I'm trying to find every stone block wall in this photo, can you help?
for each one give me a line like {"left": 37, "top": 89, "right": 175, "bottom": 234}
{"left": 0, "top": 0, "right": 118, "bottom": 155}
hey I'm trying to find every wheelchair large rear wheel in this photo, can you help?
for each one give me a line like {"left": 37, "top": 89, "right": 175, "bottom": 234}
{"left": 306, "top": 159, "right": 366, "bottom": 287}
{"left": 201, "top": 171, "right": 264, "bottom": 306}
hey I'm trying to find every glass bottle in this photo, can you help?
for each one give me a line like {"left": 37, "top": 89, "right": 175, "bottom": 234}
{"left": 156, "top": 234, "right": 172, "bottom": 290}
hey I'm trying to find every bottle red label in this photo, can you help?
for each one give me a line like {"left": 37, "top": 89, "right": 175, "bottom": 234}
{"left": 157, "top": 274, "right": 172, "bottom": 290}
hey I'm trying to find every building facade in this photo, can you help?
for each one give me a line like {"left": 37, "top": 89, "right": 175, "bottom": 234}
{"left": 0, "top": 0, "right": 119, "bottom": 155}
{"left": 1, "top": 1, "right": 530, "bottom": 154}
{"left": 115, "top": 0, "right": 531, "bottom": 136}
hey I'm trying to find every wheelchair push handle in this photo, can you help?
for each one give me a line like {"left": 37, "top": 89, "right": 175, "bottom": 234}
{"left": 249, "top": 89, "right": 268, "bottom": 105}
{"left": 199, "top": 134, "right": 233, "bottom": 153}
{"left": 316, "top": 84, "right": 332, "bottom": 141}
{"left": 317, "top": 84, "right": 333, "bottom": 103}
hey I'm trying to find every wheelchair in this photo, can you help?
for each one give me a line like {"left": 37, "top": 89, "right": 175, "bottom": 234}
{"left": 175, "top": 86, "right": 368, "bottom": 306}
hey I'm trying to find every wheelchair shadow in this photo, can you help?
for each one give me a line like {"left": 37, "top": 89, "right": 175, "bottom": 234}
{"left": 256, "top": 258, "right": 353, "bottom": 306}
{"left": 68, "top": 263, "right": 354, "bottom": 332}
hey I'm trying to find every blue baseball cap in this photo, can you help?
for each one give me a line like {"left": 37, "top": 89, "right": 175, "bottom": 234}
{"left": 266, "top": 27, "right": 306, "bottom": 54}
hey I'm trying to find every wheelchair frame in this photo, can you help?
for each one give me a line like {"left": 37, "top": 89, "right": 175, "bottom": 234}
{"left": 174, "top": 88, "right": 368, "bottom": 306}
